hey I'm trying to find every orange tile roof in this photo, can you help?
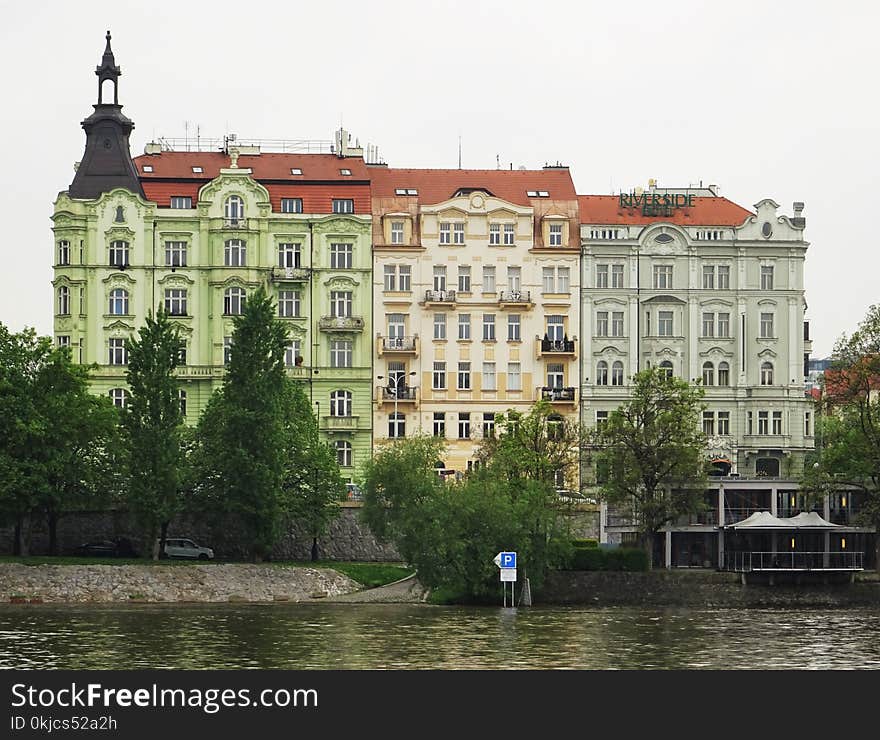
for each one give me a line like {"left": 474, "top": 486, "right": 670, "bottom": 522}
{"left": 133, "top": 152, "right": 369, "bottom": 180}
{"left": 370, "top": 166, "right": 577, "bottom": 206}
{"left": 578, "top": 194, "right": 753, "bottom": 226}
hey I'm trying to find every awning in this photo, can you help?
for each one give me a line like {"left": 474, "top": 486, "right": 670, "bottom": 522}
{"left": 783, "top": 512, "right": 842, "bottom": 529}
{"left": 727, "top": 511, "right": 787, "bottom": 529}
{"left": 726, "top": 510, "right": 843, "bottom": 530}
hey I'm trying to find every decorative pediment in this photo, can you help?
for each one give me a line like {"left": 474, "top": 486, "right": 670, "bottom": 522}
{"left": 104, "top": 225, "right": 136, "bottom": 241}
{"left": 596, "top": 345, "right": 627, "bottom": 357}
{"left": 103, "top": 320, "right": 134, "bottom": 334}
{"left": 313, "top": 216, "right": 371, "bottom": 236}
{"left": 158, "top": 273, "right": 195, "bottom": 288}
{"left": 653, "top": 347, "right": 680, "bottom": 358}
{"left": 642, "top": 294, "right": 687, "bottom": 305}
{"left": 102, "top": 272, "right": 137, "bottom": 286}
{"left": 324, "top": 276, "right": 360, "bottom": 291}
{"left": 699, "top": 346, "right": 735, "bottom": 358}
{"left": 198, "top": 174, "right": 271, "bottom": 209}
{"left": 213, "top": 275, "right": 260, "bottom": 289}
{"left": 487, "top": 206, "right": 518, "bottom": 218}
{"left": 638, "top": 224, "right": 689, "bottom": 254}
{"left": 95, "top": 188, "right": 153, "bottom": 220}
{"left": 757, "top": 299, "right": 777, "bottom": 307}
{"left": 287, "top": 324, "right": 307, "bottom": 340}
{"left": 594, "top": 296, "right": 628, "bottom": 307}
{"left": 699, "top": 298, "right": 735, "bottom": 308}
{"left": 435, "top": 205, "right": 468, "bottom": 219}
{"left": 170, "top": 321, "right": 194, "bottom": 336}
{"left": 757, "top": 348, "right": 778, "bottom": 359}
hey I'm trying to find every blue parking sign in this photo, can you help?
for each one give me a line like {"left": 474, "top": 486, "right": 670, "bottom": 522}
{"left": 500, "top": 552, "right": 516, "bottom": 569}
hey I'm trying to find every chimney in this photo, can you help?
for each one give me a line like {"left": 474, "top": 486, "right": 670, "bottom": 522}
{"left": 792, "top": 202, "right": 806, "bottom": 228}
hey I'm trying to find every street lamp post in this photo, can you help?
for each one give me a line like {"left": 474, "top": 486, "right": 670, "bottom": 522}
{"left": 377, "top": 371, "right": 417, "bottom": 438}
{"left": 312, "top": 400, "right": 320, "bottom": 562}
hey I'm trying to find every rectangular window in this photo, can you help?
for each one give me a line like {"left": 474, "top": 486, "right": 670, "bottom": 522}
{"left": 760, "top": 312, "right": 774, "bottom": 338}
{"left": 508, "top": 314, "right": 521, "bottom": 341}
{"left": 331, "top": 291, "right": 352, "bottom": 318}
{"left": 747, "top": 411, "right": 753, "bottom": 435}
{"left": 758, "top": 411, "right": 769, "bottom": 435}
{"left": 596, "top": 410, "right": 609, "bottom": 430}
{"left": 612, "top": 311, "right": 624, "bottom": 337}
{"left": 278, "top": 243, "right": 301, "bottom": 268}
{"left": 557, "top": 267, "right": 570, "bottom": 293}
{"left": 611, "top": 264, "right": 624, "bottom": 288}
{"left": 391, "top": 221, "right": 404, "bottom": 244}
{"left": 761, "top": 265, "right": 774, "bottom": 290}
{"left": 805, "top": 412, "right": 812, "bottom": 437}
{"left": 284, "top": 339, "right": 302, "bottom": 367}
{"left": 439, "top": 222, "right": 451, "bottom": 244}
{"left": 432, "top": 361, "right": 446, "bottom": 390}
{"left": 549, "top": 223, "right": 563, "bottom": 246}
{"left": 398, "top": 265, "right": 411, "bottom": 291}
{"left": 482, "top": 314, "right": 496, "bottom": 341}
{"left": 453, "top": 223, "right": 465, "bottom": 244}
{"left": 387, "top": 314, "right": 406, "bottom": 340}
{"left": 280, "top": 198, "right": 303, "bottom": 214}
{"left": 702, "top": 265, "right": 715, "bottom": 290}
{"left": 596, "top": 311, "right": 609, "bottom": 337}
{"left": 58, "top": 240, "right": 70, "bottom": 265}
{"left": 489, "top": 223, "right": 500, "bottom": 245}
{"left": 507, "top": 362, "right": 521, "bottom": 391}
{"left": 483, "top": 412, "right": 496, "bottom": 438}
{"left": 718, "top": 312, "right": 730, "bottom": 338}
{"left": 658, "top": 311, "right": 673, "bottom": 337}
{"left": 482, "top": 362, "right": 496, "bottom": 391}
{"left": 383, "top": 265, "right": 396, "bottom": 292}
{"left": 547, "top": 315, "right": 564, "bottom": 341}
{"left": 702, "top": 312, "right": 715, "bottom": 338}
{"left": 433, "top": 266, "right": 447, "bottom": 291}
{"left": 596, "top": 264, "right": 609, "bottom": 288}
{"left": 718, "top": 411, "right": 730, "bottom": 435}
{"left": 278, "top": 290, "right": 301, "bottom": 317}
{"left": 332, "top": 198, "right": 354, "bottom": 214}
{"left": 165, "top": 241, "right": 187, "bottom": 267}
{"left": 224, "top": 239, "right": 246, "bottom": 267}
{"left": 483, "top": 266, "right": 496, "bottom": 293}
{"left": 644, "top": 311, "right": 650, "bottom": 337}
{"left": 433, "top": 412, "right": 446, "bottom": 437}
{"left": 109, "top": 240, "right": 129, "bottom": 267}
{"left": 654, "top": 265, "right": 672, "bottom": 289}
{"left": 718, "top": 265, "right": 730, "bottom": 289}
{"left": 547, "top": 362, "right": 564, "bottom": 388}
{"left": 170, "top": 196, "right": 192, "bottom": 209}
{"left": 542, "top": 267, "right": 555, "bottom": 293}
{"left": 330, "top": 243, "right": 353, "bottom": 269}
{"left": 503, "top": 223, "right": 515, "bottom": 245}
{"left": 458, "top": 412, "right": 471, "bottom": 439}
{"left": 457, "top": 362, "right": 471, "bottom": 390}
{"left": 109, "top": 337, "right": 127, "bottom": 365}
{"left": 772, "top": 411, "right": 782, "bottom": 435}
{"left": 702, "top": 411, "right": 715, "bottom": 435}
{"left": 330, "top": 340, "right": 352, "bottom": 368}
{"left": 458, "top": 266, "right": 471, "bottom": 293}
{"left": 224, "top": 336, "right": 233, "bottom": 365}
{"left": 164, "top": 288, "right": 187, "bottom": 316}
{"left": 57, "top": 335, "right": 71, "bottom": 348}
{"left": 177, "top": 341, "right": 187, "bottom": 366}
{"left": 506, "top": 266, "right": 521, "bottom": 292}
{"left": 433, "top": 313, "right": 447, "bottom": 340}
{"left": 458, "top": 313, "right": 471, "bottom": 340}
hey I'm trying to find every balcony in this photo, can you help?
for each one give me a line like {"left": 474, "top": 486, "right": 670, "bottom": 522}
{"left": 222, "top": 218, "right": 248, "bottom": 229}
{"left": 423, "top": 289, "right": 456, "bottom": 306}
{"left": 270, "top": 266, "right": 311, "bottom": 282}
{"left": 498, "top": 290, "right": 533, "bottom": 309}
{"left": 539, "top": 386, "right": 577, "bottom": 404}
{"left": 377, "top": 335, "right": 419, "bottom": 357}
{"left": 377, "top": 385, "right": 419, "bottom": 406}
{"left": 318, "top": 315, "right": 365, "bottom": 332}
{"left": 322, "top": 414, "right": 360, "bottom": 432}
{"left": 536, "top": 337, "right": 577, "bottom": 359}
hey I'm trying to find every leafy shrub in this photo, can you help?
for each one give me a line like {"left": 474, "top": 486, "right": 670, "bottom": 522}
{"left": 566, "top": 547, "right": 647, "bottom": 571}
{"left": 571, "top": 538, "right": 599, "bottom": 550}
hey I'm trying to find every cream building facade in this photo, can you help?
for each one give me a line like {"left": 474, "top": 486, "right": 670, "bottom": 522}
{"left": 371, "top": 167, "right": 581, "bottom": 477}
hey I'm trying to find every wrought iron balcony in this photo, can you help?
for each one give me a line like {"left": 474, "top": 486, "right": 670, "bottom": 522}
{"left": 540, "top": 338, "right": 576, "bottom": 354}
{"left": 540, "top": 386, "right": 576, "bottom": 403}
{"left": 270, "top": 266, "right": 311, "bottom": 282}
{"left": 318, "top": 315, "right": 365, "bottom": 332}
{"left": 380, "top": 335, "right": 418, "bottom": 353}
{"left": 498, "top": 289, "right": 532, "bottom": 305}
{"left": 380, "top": 385, "right": 418, "bottom": 402}
{"left": 424, "top": 289, "right": 456, "bottom": 304}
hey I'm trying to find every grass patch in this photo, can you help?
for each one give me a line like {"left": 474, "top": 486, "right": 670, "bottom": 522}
{"left": 317, "top": 562, "right": 414, "bottom": 588}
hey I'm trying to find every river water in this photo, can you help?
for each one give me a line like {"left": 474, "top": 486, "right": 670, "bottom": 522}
{"left": 1, "top": 603, "right": 878, "bottom": 670}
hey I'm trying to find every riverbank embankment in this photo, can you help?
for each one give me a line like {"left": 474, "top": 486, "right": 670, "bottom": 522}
{"left": 0, "top": 564, "right": 360, "bottom": 603}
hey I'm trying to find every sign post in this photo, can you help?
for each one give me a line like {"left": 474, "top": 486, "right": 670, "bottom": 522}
{"left": 494, "top": 552, "right": 517, "bottom": 607}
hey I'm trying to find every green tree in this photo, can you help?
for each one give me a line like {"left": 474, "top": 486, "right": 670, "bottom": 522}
{"left": 123, "top": 310, "right": 185, "bottom": 558}
{"left": 591, "top": 367, "right": 708, "bottom": 567}
{"left": 194, "top": 286, "right": 289, "bottom": 560}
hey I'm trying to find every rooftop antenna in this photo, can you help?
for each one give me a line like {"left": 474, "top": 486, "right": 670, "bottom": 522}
{"left": 184, "top": 121, "right": 189, "bottom": 150}
{"left": 458, "top": 135, "right": 462, "bottom": 169}
{"left": 496, "top": 154, "right": 500, "bottom": 169}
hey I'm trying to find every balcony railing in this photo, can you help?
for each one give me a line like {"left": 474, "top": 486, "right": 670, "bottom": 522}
{"left": 223, "top": 218, "right": 248, "bottom": 229}
{"left": 270, "top": 266, "right": 311, "bottom": 281}
{"left": 540, "top": 386, "right": 576, "bottom": 402}
{"left": 424, "top": 289, "right": 456, "bottom": 303}
{"left": 499, "top": 290, "right": 532, "bottom": 304}
{"left": 381, "top": 336, "right": 417, "bottom": 352}
{"left": 323, "top": 415, "right": 359, "bottom": 431}
{"left": 380, "top": 386, "right": 418, "bottom": 401}
{"left": 722, "top": 551, "right": 863, "bottom": 572}
{"left": 540, "top": 338, "right": 576, "bottom": 354}
{"left": 318, "top": 316, "right": 365, "bottom": 332}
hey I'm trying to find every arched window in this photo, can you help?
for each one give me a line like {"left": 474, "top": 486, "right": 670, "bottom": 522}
{"left": 659, "top": 360, "right": 674, "bottom": 379}
{"left": 702, "top": 361, "right": 714, "bottom": 386}
{"left": 109, "top": 288, "right": 129, "bottom": 316}
{"left": 718, "top": 361, "right": 730, "bottom": 386}
{"left": 389, "top": 411, "right": 405, "bottom": 438}
{"left": 330, "top": 390, "right": 352, "bottom": 417}
{"left": 57, "top": 286, "right": 70, "bottom": 315}
{"left": 108, "top": 388, "right": 129, "bottom": 409}
{"left": 611, "top": 361, "right": 624, "bottom": 386}
{"left": 761, "top": 361, "right": 774, "bottom": 386}
{"left": 336, "top": 440, "right": 352, "bottom": 467}
{"left": 225, "top": 195, "right": 244, "bottom": 224}
{"left": 224, "top": 287, "right": 246, "bottom": 315}
{"left": 224, "top": 239, "right": 246, "bottom": 266}
{"left": 596, "top": 360, "right": 609, "bottom": 386}
{"left": 178, "top": 389, "right": 187, "bottom": 416}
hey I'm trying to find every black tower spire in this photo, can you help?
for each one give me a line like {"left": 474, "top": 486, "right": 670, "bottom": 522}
{"left": 68, "top": 31, "right": 144, "bottom": 200}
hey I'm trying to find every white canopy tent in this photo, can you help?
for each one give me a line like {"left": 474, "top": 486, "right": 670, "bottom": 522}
{"left": 726, "top": 511, "right": 842, "bottom": 530}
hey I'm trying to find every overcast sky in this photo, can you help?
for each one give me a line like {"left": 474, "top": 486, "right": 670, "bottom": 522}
{"left": 1, "top": 0, "right": 875, "bottom": 357}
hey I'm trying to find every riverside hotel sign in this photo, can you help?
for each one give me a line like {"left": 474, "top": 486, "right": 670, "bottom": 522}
{"left": 619, "top": 192, "right": 695, "bottom": 216}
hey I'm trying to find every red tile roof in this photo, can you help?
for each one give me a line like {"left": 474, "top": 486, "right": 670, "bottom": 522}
{"left": 370, "top": 167, "right": 577, "bottom": 206}
{"left": 578, "top": 194, "right": 753, "bottom": 226}
{"left": 133, "top": 152, "right": 369, "bottom": 180}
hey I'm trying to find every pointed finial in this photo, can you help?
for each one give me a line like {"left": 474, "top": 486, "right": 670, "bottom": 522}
{"left": 105, "top": 30, "right": 112, "bottom": 50}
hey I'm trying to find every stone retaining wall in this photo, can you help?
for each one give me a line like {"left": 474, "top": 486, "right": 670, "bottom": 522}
{"left": 540, "top": 570, "right": 880, "bottom": 607}
{"left": 0, "top": 564, "right": 359, "bottom": 603}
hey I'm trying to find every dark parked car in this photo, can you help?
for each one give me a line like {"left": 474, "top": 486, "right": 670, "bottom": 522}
{"left": 75, "top": 538, "right": 138, "bottom": 558}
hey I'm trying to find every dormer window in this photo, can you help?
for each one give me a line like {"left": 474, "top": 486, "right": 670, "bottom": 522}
{"left": 340, "top": 168, "right": 352, "bottom": 176}
{"left": 407, "top": 189, "right": 417, "bottom": 195}
{"left": 395, "top": 188, "right": 407, "bottom": 195}
{"left": 142, "top": 165, "right": 153, "bottom": 173}
{"left": 290, "top": 168, "right": 303, "bottom": 175}
{"left": 192, "top": 166, "right": 203, "bottom": 174}
{"left": 538, "top": 190, "right": 549, "bottom": 197}
{"left": 527, "top": 191, "right": 538, "bottom": 197}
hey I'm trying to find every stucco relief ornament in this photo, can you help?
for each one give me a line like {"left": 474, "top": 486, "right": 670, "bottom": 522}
{"left": 229, "top": 148, "right": 240, "bottom": 168}
{"left": 706, "top": 436, "right": 730, "bottom": 454}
